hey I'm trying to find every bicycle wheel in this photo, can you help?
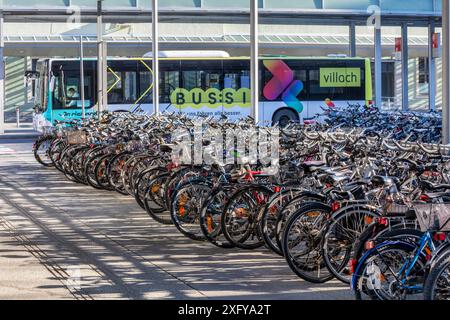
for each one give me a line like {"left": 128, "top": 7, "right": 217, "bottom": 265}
{"left": 121, "top": 155, "right": 150, "bottom": 195}
{"left": 423, "top": 250, "right": 450, "bottom": 300}
{"left": 60, "top": 145, "right": 85, "bottom": 183}
{"left": 199, "top": 185, "right": 237, "bottom": 249}
{"left": 70, "top": 146, "right": 90, "bottom": 184}
{"left": 84, "top": 152, "right": 107, "bottom": 189}
{"left": 94, "top": 154, "right": 115, "bottom": 190}
{"left": 171, "top": 179, "right": 213, "bottom": 241}
{"left": 353, "top": 241, "right": 427, "bottom": 300}
{"left": 164, "top": 167, "right": 203, "bottom": 213}
{"left": 323, "top": 206, "right": 381, "bottom": 284}
{"left": 259, "top": 188, "right": 302, "bottom": 256}
{"left": 49, "top": 139, "right": 66, "bottom": 172}
{"left": 275, "top": 193, "right": 326, "bottom": 256}
{"left": 107, "top": 152, "right": 132, "bottom": 195}
{"left": 221, "top": 185, "right": 273, "bottom": 250}
{"left": 34, "top": 135, "right": 54, "bottom": 167}
{"left": 144, "top": 171, "right": 172, "bottom": 224}
{"left": 281, "top": 202, "right": 334, "bottom": 283}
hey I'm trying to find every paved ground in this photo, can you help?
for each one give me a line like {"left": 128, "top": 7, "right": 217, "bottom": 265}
{"left": 0, "top": 123, "right": 41, "bottom": 140}
{"left": 0, "top": 139, "right": 352, "bottom": 300}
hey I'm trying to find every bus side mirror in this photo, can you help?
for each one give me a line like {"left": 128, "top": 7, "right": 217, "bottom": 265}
{"left": 25, "top": 71, "right": 40, "bottom": 80}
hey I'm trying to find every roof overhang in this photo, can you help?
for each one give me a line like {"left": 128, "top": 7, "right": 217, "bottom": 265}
{"left": 0, "top": 8, "right": 442, "bottom": 27}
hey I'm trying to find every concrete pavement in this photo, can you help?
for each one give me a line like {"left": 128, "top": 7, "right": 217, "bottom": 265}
{"left": 0, "top": 123, "right": 41, "bottom": 140}
{"left": 0, "top": 139, "right": 352, "bottom": 300}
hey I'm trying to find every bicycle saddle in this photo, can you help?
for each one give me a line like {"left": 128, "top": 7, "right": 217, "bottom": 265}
{"left": 302, "top": 160, "right": 326, "bottom": 168}
{"left": 422, "top": 192, "right": 450, "bottom": 202}
{"left": 302, "top": 161, "right": 326, "bottom": 173}
{"left": 420, "top": 180, "right": 450, "bottom": 192}
{"left": 371, "top": 176, "right": 399, "bottom": 187}
{"left": 329, "top": 185, "right": 364, "bottom": 200}
{"left": 327, "top": 175, "right": 350, "bottom": 185}
{"left": 322, "top": 168, "right": 353, "bottom": 177}
{"left": 160, "top": 144, "right": 174, "bottom": 152}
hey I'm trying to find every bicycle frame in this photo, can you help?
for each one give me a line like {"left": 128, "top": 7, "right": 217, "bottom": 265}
{"left": 396, "top": 231, "right": 435, "bottom": 291}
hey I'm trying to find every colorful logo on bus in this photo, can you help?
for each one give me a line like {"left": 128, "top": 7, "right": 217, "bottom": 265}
{"left": 263, "top": 60, "right": 304, "bottom": 113}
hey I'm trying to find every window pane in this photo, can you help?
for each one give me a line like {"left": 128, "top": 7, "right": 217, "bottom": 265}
{"left": 123, "top": 71, "right": 137, "bottom": 103}
{"left": 223, "top": 59, "right": 250, "bottom": 90}
{"left": 139, "top": 71, "right": 153, "bottom": 104}
{"left": 107, "top": 60, "right": 138, "bottom": 104}
{"left": 51, "top": 61, "right": 95, "bottom": 109}
{"left": 206, "top": 72, "right": 221, "bottom": 89}
{"left": 181, "top": 60, "right": 223, "bottom": 92}
{"left": 418, "top": 57, "right": 429, "bottom": 95}
{"left": 107, "top": 71, "right": 123, "bottom": 104}
{"left": 160, "top": 70, "right": 180, "bottom": 103}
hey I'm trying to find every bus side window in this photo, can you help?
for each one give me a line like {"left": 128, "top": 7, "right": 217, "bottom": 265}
{"left": 107, "top": 60, "right": 138, "bottom": 105}
{"left": 182, "top": 70, "right": 202, "bottom": 91}
{"left": 123, "top": 72, "right": 137, "bottom": 103}
{"left": 107, "top": 70, "right": 123, "bottom": 104}
{"left": 180, "top": 60, "right": 223, "bottom": 92}
{"left": 159, "top": 60, "right": 181, "bottom": 103}
{"left": 345, "top": 60, "right": 366, "bottom": 101}
{"left": 223, "top": 59, "right": 249, "bottom": 105}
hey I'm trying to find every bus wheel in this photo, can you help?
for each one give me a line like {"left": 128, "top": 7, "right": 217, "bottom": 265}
{"left": 272, "top": 108, "right": 299, "bottom": 127}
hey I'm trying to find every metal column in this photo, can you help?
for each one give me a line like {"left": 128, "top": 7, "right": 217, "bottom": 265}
{"left": 250, "top": 0, "right": 259, "bottom": 123}
{"left": 80, "top": 36, "right": 86, "bottom": 119}
{"left": 97, "top": 0, "right": 103, "bottom": 119}
{"left": 374, "top": 27, "right": 382, "bottom": 109}
{"left": 0, "top": 14, "right": 4, "bottom": 134}
{"left": 102, "top": 41, "right": 107, "bottom": 111}
{"left": 401, "top": 23, "right": 409, "bottom": 111}
{"left": 349, "top": 22, "right": 356, "bottom": 57}
{"left": 443, "top": 0, "right": 450, "bottom": 144}
{"left": 428, "top": 21, "right": 436, "bottom": 112}
{"left": 152, "top": 0, "right": 160, "bottom": 115}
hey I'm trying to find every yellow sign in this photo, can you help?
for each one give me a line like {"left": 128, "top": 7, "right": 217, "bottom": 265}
{"left": 320, "top": 68, "right": 361, "bottom": 87}
{"left": 170, "top": 88, "right": 251, "bottom": 109}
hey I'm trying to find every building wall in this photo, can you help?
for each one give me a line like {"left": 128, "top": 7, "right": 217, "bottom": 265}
{"left": 4, "top": 57, "right": 34, "bottom": 122}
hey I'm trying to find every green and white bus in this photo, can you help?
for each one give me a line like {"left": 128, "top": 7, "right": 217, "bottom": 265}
{"left": 33, "top": 51, "right": 372, "bottom": 127}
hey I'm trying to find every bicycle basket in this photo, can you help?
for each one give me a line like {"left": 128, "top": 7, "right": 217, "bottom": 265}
{"left": 67, "top": 131, "right": 87, "bottom": 145}
{"left": 413, "top": 203, "right": 450, "bottom": 232}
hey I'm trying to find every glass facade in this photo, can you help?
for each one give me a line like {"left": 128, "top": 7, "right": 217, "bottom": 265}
{"left": 0, "top": 0, "right": 441, "bottom": 13}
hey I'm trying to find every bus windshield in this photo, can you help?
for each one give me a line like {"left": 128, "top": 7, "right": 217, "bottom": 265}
{"left": 51, "top": 60, "right": 95, "bottom": 110}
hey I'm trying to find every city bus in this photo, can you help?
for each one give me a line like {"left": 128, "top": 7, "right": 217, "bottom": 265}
{"left": 33, "top": 51, "right": 372, "bottom": 127}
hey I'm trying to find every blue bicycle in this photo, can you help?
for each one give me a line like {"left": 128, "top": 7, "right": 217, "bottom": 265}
{"left": 351, "top": 204, "right": 450, "bottom": 300}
